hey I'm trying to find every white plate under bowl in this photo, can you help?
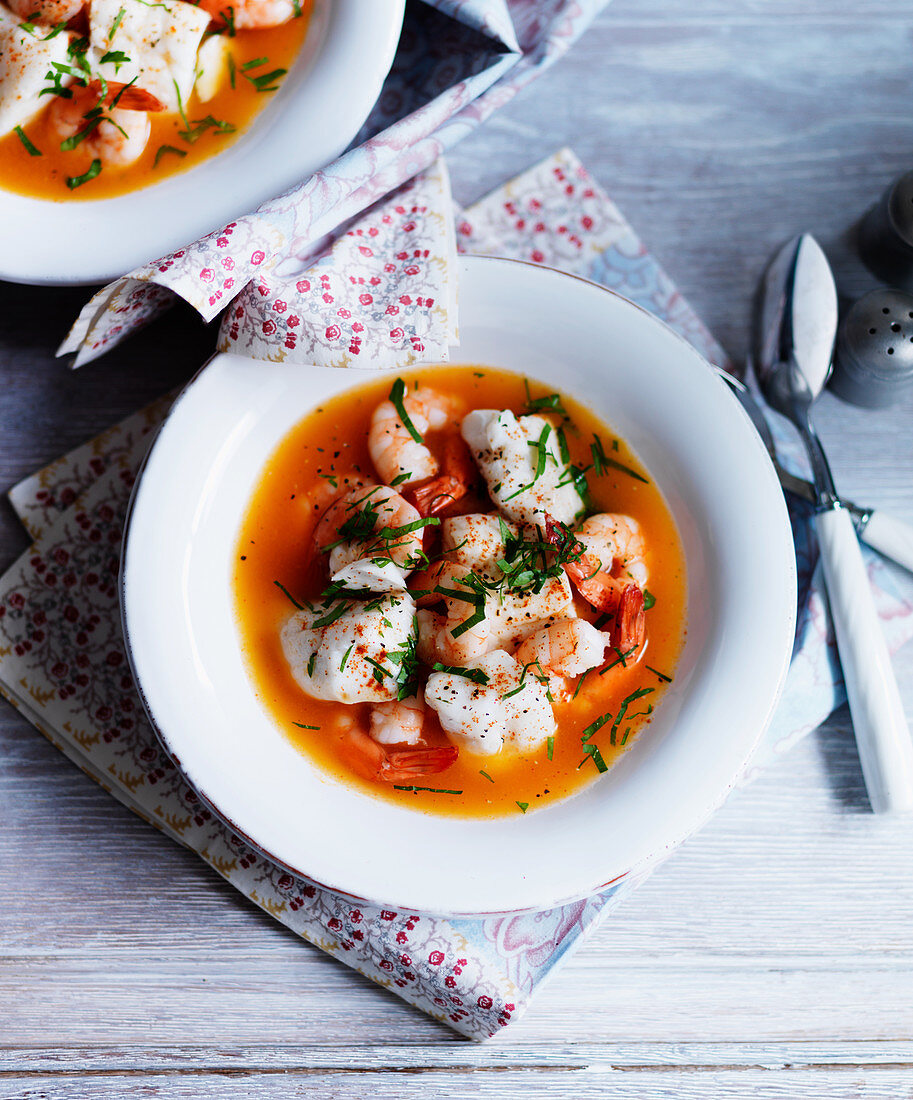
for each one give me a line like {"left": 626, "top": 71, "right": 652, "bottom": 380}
{"left": 1, "top": 0, "right": 404, "bottom": 286}
{"left": 122, "top": 255, "right": 797, "bottom": 915}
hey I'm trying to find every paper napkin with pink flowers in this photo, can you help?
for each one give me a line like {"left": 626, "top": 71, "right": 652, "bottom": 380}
{"left": 3, "top": 149, "right": 912, "bottom": 1041}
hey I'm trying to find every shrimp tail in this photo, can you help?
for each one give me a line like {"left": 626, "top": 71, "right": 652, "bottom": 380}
{"left": 341, "top": 725, "right": 458, "bottom": 784}
{"left": 378, "top": 745, "right": 459, "bottom": 782}
{"left": 614, "top": 584, "right": 646, "bottom": 650}
{"left": 405, "top": 436, "right": 477, "bottom": 518}
{"left": 406, "top": 474, "right": 469, "bottom": 517}
{"left": 542, "top": 512, "right": 582, "bottom": 558}
{"left": 89, "top": 79, "right": 165, "bottom": 112}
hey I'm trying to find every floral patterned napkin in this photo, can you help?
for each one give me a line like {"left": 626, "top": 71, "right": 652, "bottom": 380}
{"left": 57, "top": 0, "right": 610, "bottom": 367}
{"left": 3, "top": 149, "right": 912, "bottom": 1041}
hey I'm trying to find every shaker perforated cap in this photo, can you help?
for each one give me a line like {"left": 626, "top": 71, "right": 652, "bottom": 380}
{"left": 831, "top": 288, "right": 913, "bottom": 408}
{"left": 858, "top": 170, "right": 913, "bottom": 290}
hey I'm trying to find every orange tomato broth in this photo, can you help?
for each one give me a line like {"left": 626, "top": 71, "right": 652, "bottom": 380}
{"left": 233, "top": 366, "right": 687, "bottom": 818}
{"left": 0, "top": 2, "right": 311, "bottom": 200}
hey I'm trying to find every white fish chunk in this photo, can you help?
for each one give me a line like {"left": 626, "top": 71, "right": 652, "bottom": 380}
{"left": 330, "top": 557, "right": 409, "bottom": 593}
{"left": 425, "top": 649, "right": 555, "bottom": 756}
{"left": 416, "top": 562, "right": 574, "bottom": 667}
{"left": 280, "top": 593, "right": 415, "bottom": 704}
{"left": 90, "top": 0, "right": 209, "bottom": 112}
{"left": 461, "top": 409, "right": 585, "bottom": 527}
{"left": 0, "top": 8, "right": 73, "bottom": 136}
{"left": 441, "top": 512, "right": 517, "bottom": 579}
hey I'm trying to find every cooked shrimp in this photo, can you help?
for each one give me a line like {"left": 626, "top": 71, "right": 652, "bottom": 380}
{"left": 7, "top": 0, "right": 83, "bottom": 25}
{"left": 577, "top": 513, "right": 648, "bottom": 588}
{"left": 196, "top": 0, "right": 296, "bottom": 29}
{"left": 47, "top": 81, "right": 163, "bottom": 168}
{"left": 369, "top": 694, "right": 427, "bottom": 746}
{"left": 368, "top": 384, "right": 465, "bottom": 488}
{"left": 514, "top": 619, "right": 609, "bottom": 684}
{"left": 340, "top": 723, "right": 458, "bottom": 784}
{"left": 314, "top": 482, "right": 425, "bottom": 579}
{"left": 543, "top": 514, "right": 647, "bottom": 650}
{"left": 424, "top": 649, "right": 556, "bottom": 756}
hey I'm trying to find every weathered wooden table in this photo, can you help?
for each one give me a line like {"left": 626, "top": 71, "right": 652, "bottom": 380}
{"left": 2, "top": 2, "right": 913, "bottom": 1095}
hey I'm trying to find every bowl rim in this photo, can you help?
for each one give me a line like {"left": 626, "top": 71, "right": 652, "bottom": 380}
{"left": 0, "top": 0, "right": 405, "bottom": 286}
{"left": 121, "top": 254, "right": 798, "bottom": 914}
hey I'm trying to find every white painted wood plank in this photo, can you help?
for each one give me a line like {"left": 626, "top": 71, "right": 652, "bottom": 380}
{"left": 1, "top": 1068, "right": 912, "bottom": 1100}
{"left": 3, "top": 1041, "right": 913, "bottom": 1072}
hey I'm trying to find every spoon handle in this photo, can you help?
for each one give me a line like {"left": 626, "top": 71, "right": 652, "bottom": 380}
{"left": 815, "top": 506, "right": 913, "bottom": 813}
{"left": 859, "top": 511, "right": 913, "bottom": 575}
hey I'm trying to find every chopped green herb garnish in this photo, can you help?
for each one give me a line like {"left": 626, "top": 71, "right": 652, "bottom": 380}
{"left": 609, "top": 687, "right": 655, "bottom": 744}
{"left": 382, "top": 516, "right": 440, "bottom": 539}
{"left": 389, "top": 377, "right": 423, "bottom": 444}
{"left": 173, "top": 78, "right": 235, "bottom": 142}
{"left": 389, "top": 471, "right": 410, "bottom": 487}
{"left": 306, "top": 652, "right": 316, "bottom": 677}
{"left": 100, "top": 48, "right": 130, "bottom": 71}
{"left": 556, "top": 425, "right": 570, "bottom": 465}
{"left": 221, "top": 5, "right": 236, "bottom": 34}
{"left": 581, "top": 712, "right": 611, "bottom": 744}
{"left": 59, "top": 117, "right": 100, "bottom": 152}
{"left": 599, "top": 646, "right": 639, "bottom": 675}
{"left": 643, "top": 589, "right": 656, "bottom": 610}
{"left": 479, "top": 769, "right": 494, "bottom": 783}
{"left": 339, "top": 643, "right": 354, "bottom": 672}
{"left": 546, "top": 736, "right": 554, "bottom": 760}
{"left": 292, "top": 722, "right": 320, "bottom": 730}
{"left": 437, "top": 579, "right": 487, "bottom": 640}
{"left": 581, "top": 742, "right": 609, "bottom": 773}
{"left": 645, "top": 664, "right": 672, "bottom": 683}
{"left": 516, "top": 801, "right": 529, "bottom": 813}
{"left": 243, "top": 66, "right": 287, "bottom": 92}
{"left": 273, "top": 580, "right": 305, "bottom": 610}
{"left": 14, "top": 126, "right": 41, "bottom": 156}
{"left": 503, "top": 424, "right": 552, "bottom": 501}
{"left": 589, "top": 434, "right": 648, "bottom": 484}
{"left": 523, "top": 378, "right": 567, "bottom": 416}
{"left": 227, "top": 50, "right": 236, "bottom": 89}
{"left": 66, "top": 159, "right": 102, "bottom": 190}
{"left": 153, "top": 144, "right": 186, "bottom": 168}
{"left": 572, "top": 670, "right": 591, "bottom": 700}
{"left": 431, "top": 663, "right": 490, "bottom": 685}
{"left": 179, "top": 114, "right": 236, "bottom": 144}
{"left": 108, "top": 5, "right": 126, "bottom": 39}
{"left": 394, "top": 786, "right": 462, "bottom": 795}
{"left": 311, "top": 601, "right": 352, "bottom": 629}
{"left": 241, "top": 55, "right": 269, "bottom": 70}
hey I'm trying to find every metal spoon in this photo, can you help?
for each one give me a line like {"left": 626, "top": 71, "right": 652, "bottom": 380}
{"left": 755, "top": 234, "right": 913, "bottom": 814}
